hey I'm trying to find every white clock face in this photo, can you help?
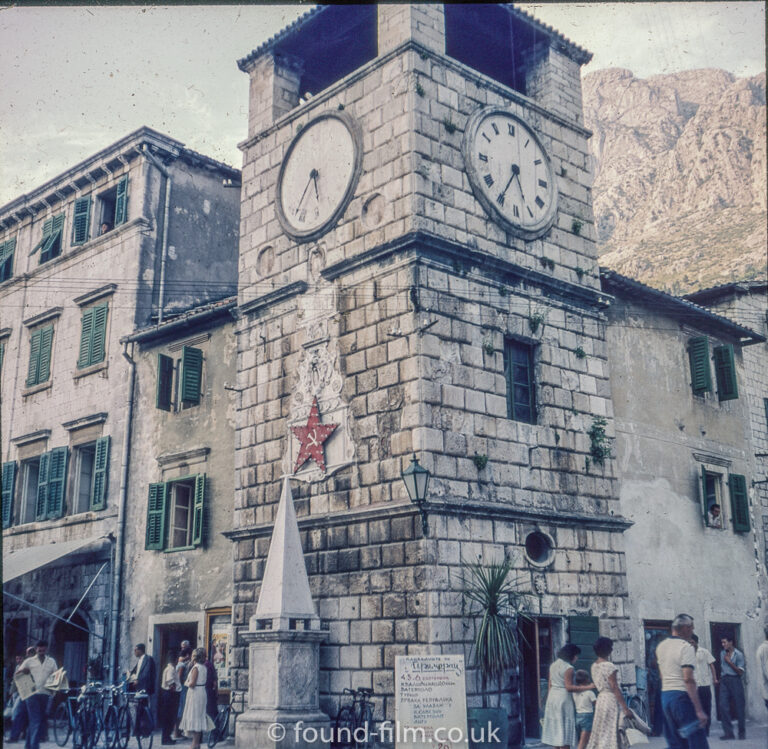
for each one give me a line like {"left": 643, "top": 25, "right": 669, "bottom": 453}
{"left": 463, "top": 109, "right": 558, "bottom": 239}
{"left": 277, "top": 112, "right": 361, "bottom": 241}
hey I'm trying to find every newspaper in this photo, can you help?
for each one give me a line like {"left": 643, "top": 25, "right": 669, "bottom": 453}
{"left": 13, "top": 672, "right": 36, "bottom": 701}
{"left": 45, "top": 668, "right": 69, "bottom": 692}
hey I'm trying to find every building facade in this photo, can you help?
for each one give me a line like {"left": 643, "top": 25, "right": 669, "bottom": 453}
{"left": 602, "top": 270, "right": 766, "bottom": 719}
{"left": 1, "top": 128, "right": 240, "bottom": 682}
{"left": 230, "top": 5, "right": 631, "bottom": 739}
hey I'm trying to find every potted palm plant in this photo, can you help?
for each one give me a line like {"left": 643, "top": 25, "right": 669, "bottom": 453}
{"left": 463, "top": 557, "right": 529, "bottom": 749}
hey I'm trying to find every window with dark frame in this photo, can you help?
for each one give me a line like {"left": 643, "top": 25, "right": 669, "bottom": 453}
{"left": 156, "top": 346, "right": 204, "bottom": 412}
{"left": 77, "top": 302, "right": 109, "bottom": 369}
{"left": 71, "top": 197, "right": 92, "bottom": 246}
{"left": 97, "top": 175, "right": 129, "bottom": 233}
{"left": 33, "top": 214, "right": 65, "bottom": 264}
{"left": 503, "top": 338, "right": 536, "bottom": 424}
{"left": 26, "top": 324, "right": 54, "bottom": 387}
{"left": 20, "top": 457, "right": 41, "bottom": 525}
{"left": 0, "top": 237, "right": 16, "bottom": 282}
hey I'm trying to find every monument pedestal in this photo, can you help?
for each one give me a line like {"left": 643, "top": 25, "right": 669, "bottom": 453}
{"left": 236, "top": 624, "right": 330, "bottom": 749}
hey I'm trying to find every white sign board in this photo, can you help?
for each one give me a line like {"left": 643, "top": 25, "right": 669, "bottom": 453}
{"left": 395, "top": 654, "right": 468, "bottom": 749}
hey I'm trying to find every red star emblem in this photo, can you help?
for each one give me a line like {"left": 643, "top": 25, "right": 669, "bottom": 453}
{"left": 291, "top": 397, "right": 338, "bottom": 473}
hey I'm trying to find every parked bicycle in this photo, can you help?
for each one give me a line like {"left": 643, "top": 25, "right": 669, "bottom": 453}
{"left": 52, "top": 689, "right": 82, "bottom": 747}
{"left": 333, "top": 687, "right": 375, "bottom": 749}
{"left": 621, "top": 686, "right": 649, "bottom": 725}
{"left": 126, "top": 690, "right": 154, "bottom": 749}
{"left": 207, "top": 691, "right": 242, "bottom": 748}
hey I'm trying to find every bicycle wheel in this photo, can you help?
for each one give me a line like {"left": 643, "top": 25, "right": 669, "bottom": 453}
{"left": 334, "top": 705, "right": 356, "bottom": 749}
{"left": 135, "top": 706, "right": 154, "bottom": 749}
{"left": 207, "top": 708, "right": 229, "bottom": 748}
{"left": 92, "top": 707, "right": 104, "bottom": 748}
{"left": 116, "top": 707, "right": 131, "bottom": 749}
{"left": 355, "top": 704, "right": 373, "bottom": 749}
{"left": 53, "top": 702, "right": 72, "bottom": 747}
{"left": 628, "top": 695, "right": 648, "bottom": 724}
{"left": 103, "top": 706, "right": 119, "bottom": 749}
{"left": 75, "top": 710, "right": 95, "bottom": 749}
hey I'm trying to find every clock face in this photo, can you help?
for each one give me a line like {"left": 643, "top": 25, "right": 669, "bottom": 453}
{"left": 276, "top": 112, "right": 362, "bottom": 241}
{"left": 463, "top": 108, "right": 558, "bottom": 239}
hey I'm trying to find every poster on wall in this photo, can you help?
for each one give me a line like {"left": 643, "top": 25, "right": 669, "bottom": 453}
{"left": 207, "top": 612, "right": 231, "bottom": 690}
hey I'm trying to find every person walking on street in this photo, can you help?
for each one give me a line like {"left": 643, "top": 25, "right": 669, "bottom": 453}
{"left": 17, "top": 641, "right": 57, "bottom": 749}
{"left": 586, "top": 637, "right": 631, "bottom": 749}
{"left": 718, "top": 636, "right": 745, "bottom": 740}
{"left": 757, "top": 625, "right": 768, "bottom": 715}
{"left": 159, "top": 650, "right": 181, "bottom": 745}
{"left": 541, "top": 643, "right": 595, "bottom": 749}
{"left": 179, "top": 648, "right": 208, "bottom": 749}
{"left": 691, "top": 635, "right": 717, "bottom": 736}
{"left": 655, "top": 614, "right": 708, "bottom": 749}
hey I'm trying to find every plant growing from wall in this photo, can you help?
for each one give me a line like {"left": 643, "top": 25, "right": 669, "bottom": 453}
{"left": 574, "top": 346, "right": 587, "bottom": 360}
{"left": 571, "top": 218, "right": 583, "bottom": 236}
{"left": 482, "top": 339, "right": 495, "bottom": 357}
{"left": 528, "top": 311, "right": 546, "bottom": 334}
{"left": 415, "top": 80, "right": 425, "bottom": 97}
{"left": 443, "top": 117, "right": 457, "bottom": 134}
{"left": 473, "top": 453, "right": 489, "bottom": 470}
{"left": 575, "top": 266, "right": 585, "bottom": 281}
{"left": 587, "top": 416, "right": 612, "bottom": 466}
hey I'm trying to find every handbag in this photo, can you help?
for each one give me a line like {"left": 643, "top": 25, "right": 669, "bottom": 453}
{"left": 624, "top": 727, "right": 650, "bottom": 745}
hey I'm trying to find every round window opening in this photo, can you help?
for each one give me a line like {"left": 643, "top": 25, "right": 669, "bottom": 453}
{"left": 524, "top": 531, "right": 554, "bottom": 567}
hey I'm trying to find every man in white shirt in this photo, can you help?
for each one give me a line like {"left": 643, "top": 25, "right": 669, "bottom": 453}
{"left": 757, "top": 625, "right": 768, "bottom": 715}
{"left": 655, "top": 614, "right": 708, "bottom": 749}
{"left": 159, "top": 649, "right": 182, "bottom": 745}
{"left": 691, "top": 634, "right": 717, "bottom": 736}
{"left": 18, "top": 641, "right": 57, "bottom": 749}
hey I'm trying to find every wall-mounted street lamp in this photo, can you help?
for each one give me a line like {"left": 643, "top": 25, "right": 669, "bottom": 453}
{"left": 402, "top": 453, "right": 430, "bottom": 537}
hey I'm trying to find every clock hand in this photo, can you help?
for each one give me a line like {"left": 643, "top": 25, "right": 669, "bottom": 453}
{"left": 311, "top": 169, "right": 319, "bottom": 201}
{"left": 513, "top": 171, "right": 526, "bottom": 203}
{"left": 497, "top": 163, "right": 521, "bottom": 204}
{"left": 294, "top": 170, "right": 318, "bottom": 215}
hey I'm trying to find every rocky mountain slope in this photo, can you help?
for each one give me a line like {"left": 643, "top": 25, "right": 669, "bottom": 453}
{"left": 583, "top": 68, "right": 766, "bottom": 293}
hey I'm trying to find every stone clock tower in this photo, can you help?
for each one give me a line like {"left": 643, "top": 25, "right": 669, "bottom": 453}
{"left": 230, "top": 4, "right": 631, "bottom": 740}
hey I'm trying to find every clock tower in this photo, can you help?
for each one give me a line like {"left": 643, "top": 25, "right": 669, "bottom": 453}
{"left": 231, "top": 5, "right": 630, "bottom": 739}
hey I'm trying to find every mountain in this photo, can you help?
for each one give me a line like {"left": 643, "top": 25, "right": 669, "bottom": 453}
{"left": 583, "top": 68, "right": 766, "bottom": 293}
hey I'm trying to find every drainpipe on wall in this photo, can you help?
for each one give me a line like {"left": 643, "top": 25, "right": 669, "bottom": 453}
{"left": 142, "top": 145, "right": 172, "bottom": 324}
{"left": 109, "top": 341, "right": 136, "bottom": 682}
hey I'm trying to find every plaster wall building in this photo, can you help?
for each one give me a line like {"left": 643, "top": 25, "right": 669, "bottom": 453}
{"left": 1, "top": 128, "right": 240, "bottom": 681}
{"left": 120, "top": 298, "right": 238, "bottom": 692}
{"left": 602, "top": 270, "right": 767, "bottom": 719}
{"left": 230, "top": 5, "right": 631, "bottom": 740}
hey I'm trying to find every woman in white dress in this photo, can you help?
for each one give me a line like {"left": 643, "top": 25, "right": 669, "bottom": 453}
{"left": 542, "top": 644, "right": 597, "bottom": 749}
{"left": 179, "top": 648, "right": 209, "bottom": 749}
{"left": 586, "top": 637, "right": 631, "bottom": 749}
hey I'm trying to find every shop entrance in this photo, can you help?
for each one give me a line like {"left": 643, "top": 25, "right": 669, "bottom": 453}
{"left": 520, "top": 616, "right": 558, "bottom": 739}
{"left": 154, "top": 621, "right": 198, "bottom": 681}
{"left": 53, "top": 612, "right": 90, "bottom": 687}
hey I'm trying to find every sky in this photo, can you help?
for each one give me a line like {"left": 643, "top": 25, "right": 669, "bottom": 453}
{"left": 0, "top": 2, "right": 764, "bottom": 207}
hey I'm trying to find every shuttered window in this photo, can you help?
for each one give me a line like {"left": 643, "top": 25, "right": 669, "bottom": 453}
{"left": 0, "top": 237, "right": 16, "bottom": 282}
{"left": 504, "top": 339, "right": 536, "bottom": 424}
{"left": 688, "top": 336, "right": 712, "bottom": 395}
{"left": 114, "top": 176, "right": 129, "bottom": 226}
{"left": 90, "top": 436, "right": 110, "bottom": 511}
{"left": 728, "top": 474, "right": 750, "bottom": 532}
{"left": 180, "top": 346, "right": 203, "bottom": 405}
{"left": 2, "top": 461, "right": 17, "bottom": 528}
{"left": 26, "top": 325, "right": 54, "bottom": 387}
{"left": 77, "top": 303, "right": 109, "bottom": 368}
{"left": 145, "top": 474, "right": 207, "bottom": 551}
{"left": 713, "top": 345, "right": 738, "bottom": 401}
{"left": 568, "top": 615, "right": 600, "bottom": 674}
{"left": 46, "top": 447, "right": 69, "bottom": 519}
{"left": 72, "top": 197, "right": 92, "bottom": 245}
{"left": 33, "top": 214, "right": 65, "bottom": 264}
{"left": 35, "top": 452, "right": 50, "bottom": 520}
{"left": 156, "top": 354, "right": 174, "bottom": 411}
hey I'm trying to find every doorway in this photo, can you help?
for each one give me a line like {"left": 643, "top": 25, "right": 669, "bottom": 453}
{"left": 520, "top": 617, "right": 558, "bottom": 739}
{"left": 53, "top": 613, "right": 90, "bottom": 687}
{"left": 4, "top": 617, "right": 29, "bottom": 660}
{"left": 154, "top": 621, "right": 198, "bottom": 681}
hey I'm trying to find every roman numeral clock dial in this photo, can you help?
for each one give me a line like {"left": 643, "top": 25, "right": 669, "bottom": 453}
{"left": 462, "top": 108, "right": 558, "bottom": 240}
{"left": 276, "top": 111, "right": 363, "bottom": 242}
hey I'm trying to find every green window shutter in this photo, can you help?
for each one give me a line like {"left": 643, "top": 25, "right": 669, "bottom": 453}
{"left": 0, "top": 237, "right": 16, "bottom": 282}
{"left": 31, "top": 218, "right": 54, "bottom": 256}
{"left": 46, "top": 447, "right": 69, "bottom": 519}
{"left": 2, "top": 461, "right": 17, "bottom": 529}
{"left": 37, "top": 325, "right": 54, "bottom": 384}
{"left": 191, "top": 474, "right": 206, "bottom": 547}
{"left": 728, "top": 474, "right": 750, "bottom": 532}
{"left": 90, "top": 436, "right": 110, "bottom": 511}
{"left": 156, "top": 354, "right": 174, "bottom": 411}
{"left": 72, "top": 197, "right": 91, "bottom": 245}
{"left": 39, "top": 214, "right": 65, "bottom": 263}
{"left": 688, "top": 336, "right": 712, "bottom": 394}
{"left": 569, "top": 615, "right": 600, "bottom": 674}
{"left": 78, "top": 308, "right": 95, "bottom": 368}
{"left": 0, "top": 341, "right": 5, "bottom": 373}
{"left": 27, "top": 328, "right": 42, "bottom": 386}
{"left": 145, "top": 482, "right": 168, "bottom": 550}
{"left": 180, "top": 346, "right": 203, "bottom": 405}
{"left": 114, "top": 176, "right": 128, "bottom": 226}
{"left": 713, "top": 345, "right": 738, "bottom": 401}
{"left": 36, "top": 452, "right": 51, "bottom": 520}
{"left": 91, "top": 303, "right": 108, "bottom": 364}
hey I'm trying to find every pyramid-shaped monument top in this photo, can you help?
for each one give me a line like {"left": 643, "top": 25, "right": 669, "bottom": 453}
{"left": 252, "top": 475, "right": 319, "bottom": 630}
